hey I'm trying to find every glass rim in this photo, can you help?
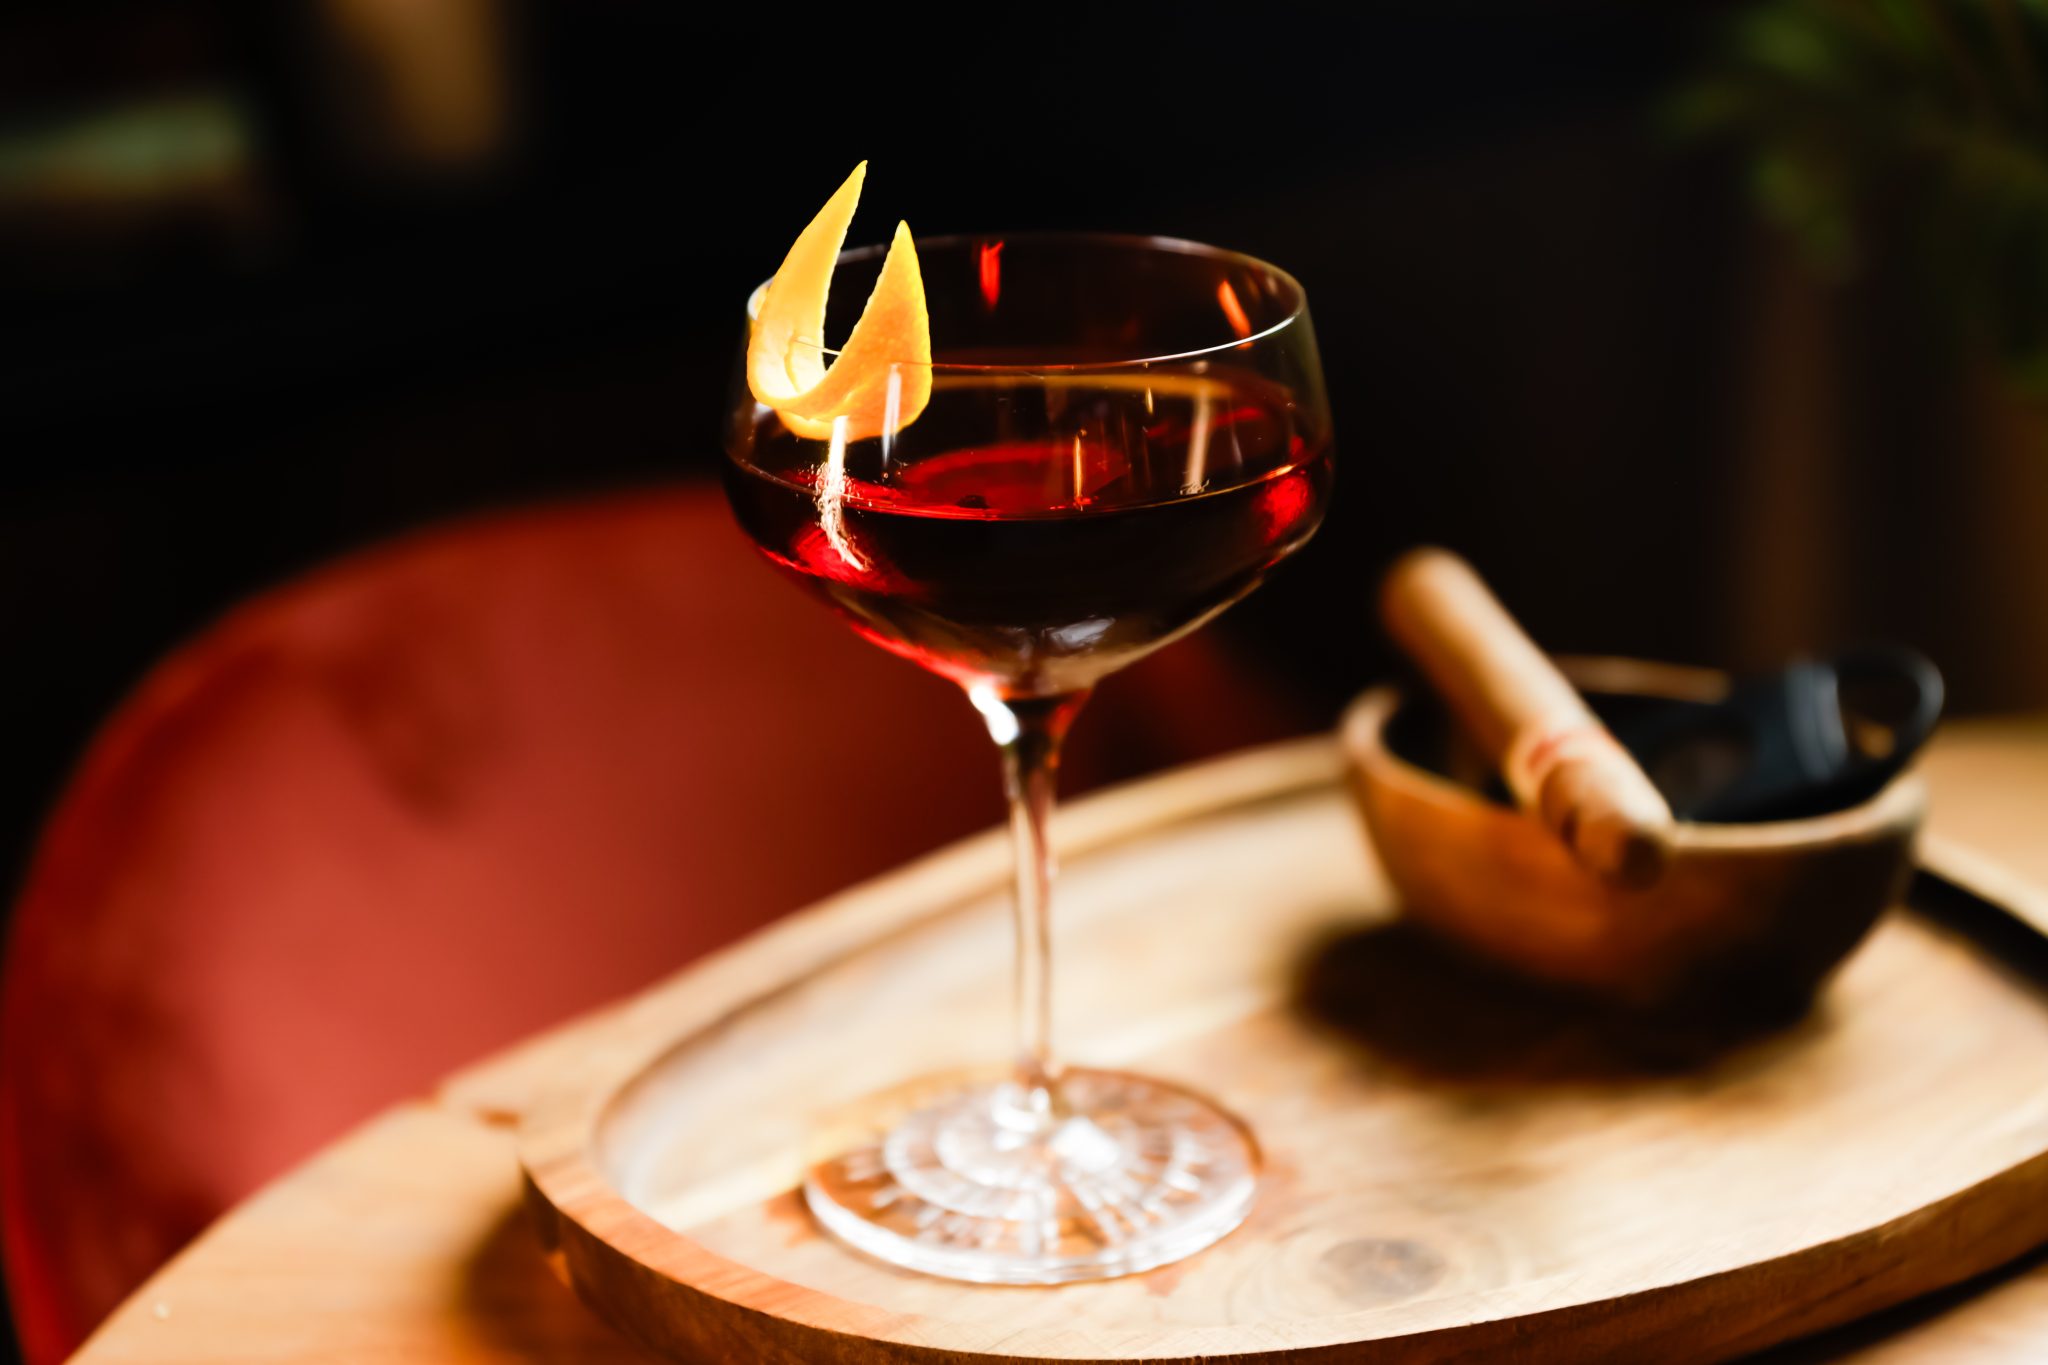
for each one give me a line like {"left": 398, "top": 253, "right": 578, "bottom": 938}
{"left": 744, "top": 230, "right": 1311, "bottom": 373}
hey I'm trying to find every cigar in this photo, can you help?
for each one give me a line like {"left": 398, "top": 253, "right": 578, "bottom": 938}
{"left": 1380, "top": 548, "right": 1672, "bottom": 888}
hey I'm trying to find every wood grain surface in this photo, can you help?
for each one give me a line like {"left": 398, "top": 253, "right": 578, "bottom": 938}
{"left": 70, "top": 721, "right": 2048, "bottom": 1364}
{"left": 518, "top": 741, "right": 2048, "bottom": 1363}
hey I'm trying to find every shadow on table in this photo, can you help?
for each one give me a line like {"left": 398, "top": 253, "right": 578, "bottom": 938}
{"left": 1751, "top": 1241, "right": 2048, "bottom": 1361}
{"left": 1292, "top": 919, "right": 1820, "bottom": 1085}
{"left": 460, "top": 1204, "right": 657, "bottom": 1362}
{"left": 1291, "top": 892, "right": 2048, "bottom": 1360}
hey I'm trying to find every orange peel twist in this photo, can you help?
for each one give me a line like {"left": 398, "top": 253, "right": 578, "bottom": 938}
{"left": 747, "top": 162, "right": 931, "bottom": 442}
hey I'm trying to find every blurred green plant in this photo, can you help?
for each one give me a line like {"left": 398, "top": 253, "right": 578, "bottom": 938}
{"left": 1675, "top": 0, "right": 2048, "bottom": 391}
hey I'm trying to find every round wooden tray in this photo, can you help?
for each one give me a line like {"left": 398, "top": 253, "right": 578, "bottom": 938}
{"left": 518, "top": 739, "right": 2048, "bottom": 1363}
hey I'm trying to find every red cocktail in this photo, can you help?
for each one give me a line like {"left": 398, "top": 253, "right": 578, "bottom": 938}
{"left": 728, "top": 369, "right": 1330, "bottom": 694}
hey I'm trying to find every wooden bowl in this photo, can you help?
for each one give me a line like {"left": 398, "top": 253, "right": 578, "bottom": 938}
{"left": 1341, "top": 657, "right": 1926, "bottom": 1008}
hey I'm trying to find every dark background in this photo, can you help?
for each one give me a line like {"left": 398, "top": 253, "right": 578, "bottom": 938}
{"left": 0, "top": 0, "right": 1734, "bottom": 900}
{"left": 4, "top": 2, "right": 2044, "bottom": 1355}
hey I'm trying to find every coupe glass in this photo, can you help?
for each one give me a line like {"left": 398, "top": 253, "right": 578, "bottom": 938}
{"left": 722, "top": 233, "right": 1334, "bottom": 1283}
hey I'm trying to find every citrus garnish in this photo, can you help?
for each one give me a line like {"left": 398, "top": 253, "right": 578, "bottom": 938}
{"left": 747, "top": 162, "right": 931, "bottom": 442}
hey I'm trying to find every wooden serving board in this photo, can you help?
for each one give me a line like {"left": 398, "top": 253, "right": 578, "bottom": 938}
{"left": 519, "top": 740, "right": 2048, "bottom": 1364}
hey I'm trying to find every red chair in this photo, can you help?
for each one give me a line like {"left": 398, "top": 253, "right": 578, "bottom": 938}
{"left": 0, "top": 485, "right": 1305, "bottom": 1362}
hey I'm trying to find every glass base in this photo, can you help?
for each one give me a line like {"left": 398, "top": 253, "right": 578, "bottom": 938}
{"left": 803, "top": 1067, "right": 1258, "bottom": 1284}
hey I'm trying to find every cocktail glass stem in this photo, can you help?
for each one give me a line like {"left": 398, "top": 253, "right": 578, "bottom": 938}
{"left": 808, "top": 683, "right": 1255, "bottom": 1284}
{"left": 970, "top": 684, "right": 1090, "bottom": 1116}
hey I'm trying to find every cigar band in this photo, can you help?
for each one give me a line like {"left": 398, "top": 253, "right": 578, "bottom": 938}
{"left": 1504, "top": 721, "right": 1619, "bottom": 805}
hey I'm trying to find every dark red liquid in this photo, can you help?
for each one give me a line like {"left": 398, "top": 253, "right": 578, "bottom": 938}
{"left": 725, "top": 375, "right": 1331, "bottom": 696}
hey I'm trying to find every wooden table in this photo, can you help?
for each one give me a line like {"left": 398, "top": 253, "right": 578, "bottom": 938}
{"left": 71, "top": 719, "right": 2048, "bottom": 1364}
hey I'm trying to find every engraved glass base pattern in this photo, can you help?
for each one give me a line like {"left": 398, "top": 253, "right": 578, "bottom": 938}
{"left": 803, "top": 1068, "right": 1258, "bottom": 1284}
